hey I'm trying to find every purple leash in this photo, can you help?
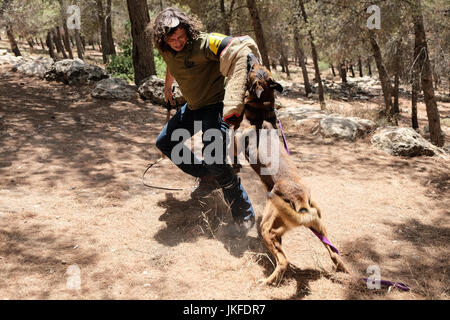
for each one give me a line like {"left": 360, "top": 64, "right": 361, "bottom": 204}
{"left": 308, "top": 228, "right": 411, "bottom": 292}
{"left": 361, "top": 278, "right": 411, "bottom": 292}
{"left": 275, "top": 110, "right": 290, "bottom": 155}
{"left": 310, "top": 229, "right": 340, "bottom": 255}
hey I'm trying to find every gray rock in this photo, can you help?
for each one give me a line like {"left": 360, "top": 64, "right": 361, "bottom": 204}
{"left": 0, "top": 53, "right": 26, "bottom": 66}
{"left": 278, "top": 106, "right": 327, "bottom": 123}
{"left": 319, "top": 115, "right": 376, "bottom": 140}
{"left": 92, "top": 78, "right": 137, "bottom": 100}
{"left": 436, "top": 94, "right": 450, "bottom": 103}
{"left": 137, "top": 75, "right": 185, "bottom": 106}
{"left": 44, "top": 59, "right": 108, "bottom": 84}
{"left": 371, "top": 127, "right": 446, "bottom": 157}
{"left": 12, "top": 57, "right": 54, "bottom": 78}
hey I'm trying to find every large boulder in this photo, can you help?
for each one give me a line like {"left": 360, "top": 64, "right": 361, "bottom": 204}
{"left": 44, "top": 59, "right": 108, "bottom": 84}
{"left": 11, "top": 57, "right": 54, "bottom": 78}
{"left": 92, "top": 78, "right": 137, "bottom": 100}
{"left": 137, "top": 75, "right": 185, "bottom": 106}
{"left": 371, "top": 127, "right": 446, "bottom": 157}
{"left": 319, "top": 115, "right": 376, "bottom": 140}
{"left": 277, "top": 106, "right": 327, "bottom": 123}
{"left": 0, "top": 53, "right": 26, "bottom": 66}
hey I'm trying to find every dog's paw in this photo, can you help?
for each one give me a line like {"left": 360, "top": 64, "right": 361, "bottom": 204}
{"left": 257, "top": 276, "right": 281, "bottom": 286}
{"left": 257, "top": 278, "right": 273, "bottom": 286}
{"left": 336, "top": 263, "right": 350, "bottom": 274}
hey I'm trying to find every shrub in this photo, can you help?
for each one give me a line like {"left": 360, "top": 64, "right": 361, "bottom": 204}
{"left": 107, "top": 38, "right": 166, "bottom": 83}
{"left": 107, "top": 39, "right": 134, "bottom": 82}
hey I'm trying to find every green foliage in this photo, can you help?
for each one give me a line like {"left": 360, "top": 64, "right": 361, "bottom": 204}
{"left": 106, "top": 39, "right": 134, "bottom": 82}
{"left": 318, "top": 61, "right": 329, "bottom": 72}
{"left": 154, "top": 49, "right": 166, "bottom": 79}
{"left": 107, "top": 38, "right": 166, "bottom": 83}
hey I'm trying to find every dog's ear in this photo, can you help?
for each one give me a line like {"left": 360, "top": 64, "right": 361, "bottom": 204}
{"left": 269, "top": 79, "right": 283, "bottom": 93}
{"left": 247, "top": 53, "right": 259, "bottom": 72}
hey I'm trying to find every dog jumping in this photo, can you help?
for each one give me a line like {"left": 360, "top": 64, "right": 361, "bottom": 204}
{"left": 234, "top": 54, "right": 349, "bottom": 285}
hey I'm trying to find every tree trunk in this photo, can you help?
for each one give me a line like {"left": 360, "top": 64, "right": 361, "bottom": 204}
{"left": 75, "top": 28, "right": 84, "bottom": 60}
{"left": 367, "top": 57, "right": 372, "bottom": 76}
{"left": 6, "top": 25, "right": 21, "bottom": 56}
{"left": 413, "top": 0, "right": 444, "bottom": 146}
{"left": 358, "top": 57, "right": 363, "bottom": 77}
{"left": 80, "top": 35, "right": 86, "bottom": 51}
{"left": 299, "top": 0, "right": 325, "bottom": 109}
{"left": 57, "top": 0, "right": 73, "bottom": 59}
{"left": 293, "top": 25, "right": 311, "bottom": 95}
{"left": 369, "top": 32, "right": 394, "bottom": 122}
{"left": 106, "top": 0, "right": 116, "bottom": 55}
{"left": 28, "top": 39, "right": 34, "bottom": 53}
{"left": 411, "top": 71, "right": 419, "bottom": 130}
{"left": 126, "top": 0, "right": 156, "bottom": 85}
{"left": 339, "top": 62, "right": 347, "bottom": 84}
{"left": 393, "top": 71, "right": 400, "bottom": 114}
{"left": 53, "top": 27, "right": 68, "bottom": 58}
{"left": 61, "top": 26, "right": 73, "bottom": 59}
{"left": 349, "top": 64, "right": 355, "bottom": 77}
{"left": 39, "top": 37, "right": 46, "bottom": 51}
{"left": 278, "top": 36, "right": 290, "bottom": 77}
{"left": 280, "top": 59, "right": 285, "bottom": 73}
{"left": 393, "top": 41, "right": 401, "bottom": 114}
{"left": 330, "top": 64, "right": 336, "bottom": 77}
{"left": 271, "top": 60, "right": 277, "bottom": 70}
{"left": 46, "top": 30, "right": 56, "bottom": 60}
{"left": 432, "top": 65, "right": 439, "bottom": 91}
{"left": 96, "top": 0, "right": 109, "bottom": 63}
{"left": 220, "top": 0, "right": 235, "bottom": 35}
{"left": 246, "top": 0, "right": 270, "bottom": 70}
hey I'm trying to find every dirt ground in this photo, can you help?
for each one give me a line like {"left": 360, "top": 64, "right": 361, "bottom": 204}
{"left": 0, "top": 43, "right": 449, "bottom": 299}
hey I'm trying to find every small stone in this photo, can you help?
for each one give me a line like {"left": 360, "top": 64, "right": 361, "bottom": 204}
{"left": 61, "top": 260, "right": 67, "bottom": 265}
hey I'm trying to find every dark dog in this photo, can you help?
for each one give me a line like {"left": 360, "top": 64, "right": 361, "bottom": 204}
{"left": 234, "top": 54, "right": 349, "bottom": 285}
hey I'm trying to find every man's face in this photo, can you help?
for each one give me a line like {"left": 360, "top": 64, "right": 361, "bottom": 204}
{"left": 166, "top": 27, "right": 188, "bottom": 52}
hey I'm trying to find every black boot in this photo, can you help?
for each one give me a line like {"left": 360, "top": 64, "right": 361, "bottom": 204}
{"left": 190, "top": 174, "right": 220, "bottom": 199}
{"left": 220, "top": 175, "right": 256, "bottom": 232}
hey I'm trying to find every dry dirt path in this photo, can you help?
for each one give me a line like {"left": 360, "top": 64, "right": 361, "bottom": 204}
{"left": 0, "top": 66, "right": 448, "bottom": 300}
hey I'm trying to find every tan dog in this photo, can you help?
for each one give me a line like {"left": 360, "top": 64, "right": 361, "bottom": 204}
{"left": 234, "top": 54, "right": 349, "bottom": 285}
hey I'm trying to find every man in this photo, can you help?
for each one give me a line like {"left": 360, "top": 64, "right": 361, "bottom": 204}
{"left": 151, "top": 7, "right": 260, "bottom": 231}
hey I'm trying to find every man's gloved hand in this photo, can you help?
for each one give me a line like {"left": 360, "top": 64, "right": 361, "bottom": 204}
{"left": 223, "top": 113, "right": 242, "bottom": 127}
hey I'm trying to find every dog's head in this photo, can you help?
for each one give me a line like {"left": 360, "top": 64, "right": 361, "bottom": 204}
{"left": 247, "top": 53, "right": 283, "bottom": 102}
